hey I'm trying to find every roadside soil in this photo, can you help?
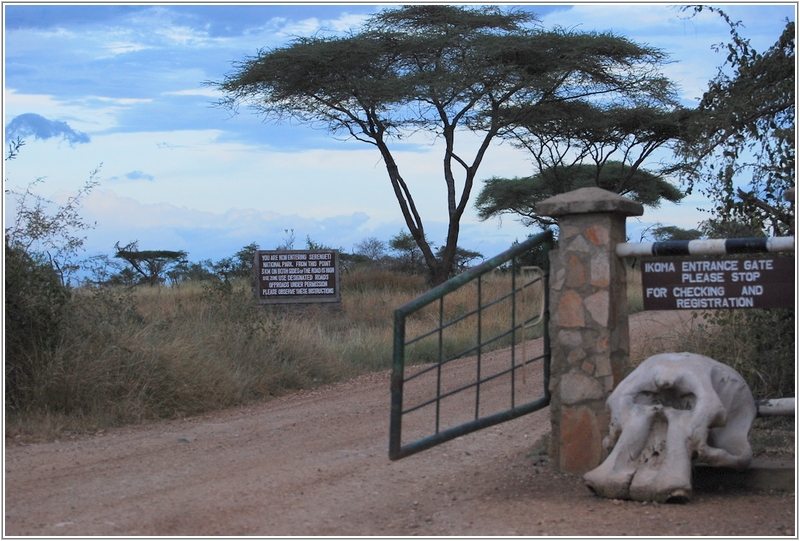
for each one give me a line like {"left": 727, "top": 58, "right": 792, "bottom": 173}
{"left": 4, "top": 311, "right": 795, "bottom": 537}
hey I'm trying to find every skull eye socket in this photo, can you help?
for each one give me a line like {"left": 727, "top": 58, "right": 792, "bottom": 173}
{"left": 633, "top": 389, "right": 696, "bottom": 410}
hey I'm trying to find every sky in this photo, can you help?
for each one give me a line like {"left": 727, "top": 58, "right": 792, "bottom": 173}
{"left": 3, "top": 3, "right": 796, "bottom": 274}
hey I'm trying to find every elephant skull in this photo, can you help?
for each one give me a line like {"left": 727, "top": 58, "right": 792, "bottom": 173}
{"left": 583, "top": 352, "right": 756, "bottom": 503}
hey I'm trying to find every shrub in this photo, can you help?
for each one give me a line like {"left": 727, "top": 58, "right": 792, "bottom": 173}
{"left": 5, "top": 147, "right": 99, "bottom": 411}
{"left": 4, "top": 244, "right": 70, "bottom": 408}
{"left": 676, "top": 308, "right": 795, "bottom": 399}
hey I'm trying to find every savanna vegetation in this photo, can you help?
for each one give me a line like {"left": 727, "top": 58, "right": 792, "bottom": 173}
{"left": 6, "top": 255, "right": 590, "bottom": 442}
{"left": 5, "top": 5, "right": 793, "bottom": 446}
{"left": 2, "top": 137, "right": 552, "bottom": 441}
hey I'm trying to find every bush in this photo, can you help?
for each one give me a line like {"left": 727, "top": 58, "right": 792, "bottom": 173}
{"left": 5, "top": 147, "right": 100, "bottom": 410}
{"left": 677, "top": 308, "right": 795, "bottom": 399}
{"left": 5, "top": 244, "right": 70, "bottom": 408}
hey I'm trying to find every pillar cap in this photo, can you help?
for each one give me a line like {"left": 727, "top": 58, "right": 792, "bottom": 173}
{"left": 535, "top": 187, "right": 644, "bottom": 218}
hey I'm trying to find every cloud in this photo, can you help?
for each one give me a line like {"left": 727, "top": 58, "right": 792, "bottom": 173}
{"left": 68, "top": 189, "right": 381, "bottom": 261}
{"left": 125, "top": 170, "right": 155, "bottom": 181}
{"left": 5, "top": 112, "right": 90, "bottom": 144}
{"left": 47, "top": 186, "right": 535, "bottom": 268}
{"left": 164, "top": 87, "right": 222, "bottom": 98}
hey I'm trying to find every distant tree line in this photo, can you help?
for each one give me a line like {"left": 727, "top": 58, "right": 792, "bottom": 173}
{"left": 79, "top": 230, "right": 484, "bottom": 289}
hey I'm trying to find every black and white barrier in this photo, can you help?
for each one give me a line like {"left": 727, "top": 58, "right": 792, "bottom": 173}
{"left": 616, "top": 236, "right": 795, "bottom": 258}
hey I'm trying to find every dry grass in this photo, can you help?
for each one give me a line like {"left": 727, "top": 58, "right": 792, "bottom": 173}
{"left": 626, "top": 265, "right": 643, "bottom": 313}
{"left": 5, "top": 270, "right": 428, "bottom": 441}
{"left": 403, "top": 269, "right": 548, "bottom": 365}
{"left": 8, "top": 267, "right": 552, "bottom": 441}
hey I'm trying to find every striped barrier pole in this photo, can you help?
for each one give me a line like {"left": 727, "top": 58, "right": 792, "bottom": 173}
{"left": 616, "top": 236, "right": 795, "bottom": 258}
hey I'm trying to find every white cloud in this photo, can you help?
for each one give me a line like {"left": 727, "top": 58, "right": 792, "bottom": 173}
{"left": 93, "top": 96, "right": 153, "bottom": 106}
{"left": 7, "top": 24, "right": 147, "bottom": 61}
{"left": 103, "top": 40, "right": 152, "bottom": 56}
{"left": 50, "top": 188, "right": 382, "bottom": 260}
{"left": 242, "top": 11, "right": 371, "bottom": 42}
{"left": 4, "top": 120, "right": 702, "bottom": 256}
{"left": 153, "top": 25, "right": 212, "bottom": 47}
{"left": 72, "top": 189, "right": 528, "bottom": 263}
{"left": 3, "top": 89, "right": 151, "bottom": 133}
{"left": 163, "top": 87, "right": 222, "bottom": 98}
{"left": 327, "top": 13, "right": 372, "bottom": 32}
{"left": 280, "top": 17, "right": 325, "bottom": 36}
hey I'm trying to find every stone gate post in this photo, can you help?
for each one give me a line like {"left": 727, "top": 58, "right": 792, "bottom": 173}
{"left": 536, "top": 187, "right": 643, "bottom": 474}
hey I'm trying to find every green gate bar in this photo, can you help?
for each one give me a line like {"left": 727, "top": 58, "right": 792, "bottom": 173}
{"left": 389, "top": 230, "right": 553, "bottom": 461}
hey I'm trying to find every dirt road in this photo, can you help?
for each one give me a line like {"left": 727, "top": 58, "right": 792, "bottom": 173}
{"left": 4, "top": 312, "right": 795, "bottom": 536}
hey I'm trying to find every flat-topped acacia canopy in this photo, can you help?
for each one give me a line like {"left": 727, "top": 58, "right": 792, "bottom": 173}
{"left": 211, "top": 5, "right": 677, "bottom": 284}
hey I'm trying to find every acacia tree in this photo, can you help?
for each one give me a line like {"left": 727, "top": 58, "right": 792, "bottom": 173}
{"left": 114, "top": 241, "right": 188, "bottom": 287}
{"left": 675, "top": 7, "right": 795, "bottom": 236}
{"left": 475, "top": 99, "right": 688, "bottom": 228}
{"left": 504, "top": 104, "right": 687, "bottom": 181}
{"left": 213, "top": 5, "right": 677, "bottom": 284}
{"left": 211, "top": 242, "right": 261, "bottom": 283}
{"left": 476, "top": 160, "right": 685, "bottom": 229}
{"left": 650, "top": 225, "right": 703, "bottom": 242}
{"left": 389, "top": 230, "right": 428, "bottom": 274}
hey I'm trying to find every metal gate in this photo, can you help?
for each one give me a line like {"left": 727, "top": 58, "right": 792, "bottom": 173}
{"left": 389, "top": 230, "right": 553, "bottom": 460}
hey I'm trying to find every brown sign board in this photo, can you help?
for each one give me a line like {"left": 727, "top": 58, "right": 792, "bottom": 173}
{"left": 255, "top": 249, "right": 341, "bottom": 304}
{"left": 641, "top": 256, "right": 794, "bottom": 310}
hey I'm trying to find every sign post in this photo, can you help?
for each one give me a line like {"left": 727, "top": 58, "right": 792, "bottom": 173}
{"left": 254, "top": 249, "right": 341, "bottom": 305}
{"left": 641, "top": 256, "right": 794, "bottom": 310}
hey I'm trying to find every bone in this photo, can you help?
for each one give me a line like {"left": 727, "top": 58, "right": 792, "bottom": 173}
{"left": 583, "top": 352, "right": 756, "bottom": 503}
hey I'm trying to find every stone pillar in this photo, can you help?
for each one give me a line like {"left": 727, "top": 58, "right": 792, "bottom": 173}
{"left": 535, "top": 187, "right": 643, "bottom": 474}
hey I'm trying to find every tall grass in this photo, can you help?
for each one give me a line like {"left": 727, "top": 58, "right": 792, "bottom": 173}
{"left": 5, "top": 270, "right": 426, "bottom": 440}
{"left": 626, "top": 265, "right": 643, "bottom": 313}
{"left": 402, "top": 269, "right": 549, "bottom": 366}
{"left": 7, "top": 266, "right": 555, "bottom": 440}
